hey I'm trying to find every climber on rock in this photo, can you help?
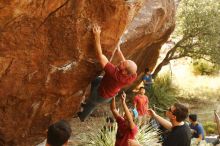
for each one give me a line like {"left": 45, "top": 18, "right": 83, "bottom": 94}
{"left": 77, "top": 24, "right": 137, "bottom": 122}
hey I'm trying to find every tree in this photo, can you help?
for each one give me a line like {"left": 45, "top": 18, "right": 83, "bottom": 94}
{"left": 153, "top": 0, "right": 220, "bottom": 77}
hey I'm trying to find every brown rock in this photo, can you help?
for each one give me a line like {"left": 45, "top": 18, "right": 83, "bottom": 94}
{"left": 0, "top": 0, "right": 175, "bottom": 145}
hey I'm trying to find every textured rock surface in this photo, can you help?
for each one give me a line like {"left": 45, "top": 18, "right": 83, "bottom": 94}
{"left": 121, "top": 0, "right": 176, "bottom": 72}
{"left": 0, "top": 0, "right": 175, "bottom": 145}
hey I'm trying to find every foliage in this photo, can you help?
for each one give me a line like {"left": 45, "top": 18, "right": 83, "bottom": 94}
{"left": 80, "top": 117, "right": 161, "bottom": 146}
{"left": 191, "top": 138, "right": 213, "bottom": 146}
{"left": 173, "top": 0, "right": 220, "bottom": 62}
{"left": 153, "top": 0, "right": 220, "bottom": 77}
{"left": 148, "top": 72, "right": 178, "bottom": 112}
{"left": 85, "top": 122, "right": 117, "bottom": 146}
{"left": 135, "top": 123, "right": 161, "bottom": 146}
{"left": 202, "top": 121, "right": 218, "bottom": 135}
{"left": 192, "top": 59, "right": 219, "bottom": 75}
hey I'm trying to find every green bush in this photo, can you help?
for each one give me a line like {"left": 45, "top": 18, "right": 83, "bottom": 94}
{"left": 192, "top": 59, "right": 219, "bottom": 76}
{"left": 148, "top": 72, "right": 178, "bottom": 112}
{"left": 202, "top": 121, "right": 217, "bottom": 135}
{"left": 135, "top": 123, "right": 161, "bottom": 145}
{"left": 80, "top": 117, "right": 161, "bottom": 146}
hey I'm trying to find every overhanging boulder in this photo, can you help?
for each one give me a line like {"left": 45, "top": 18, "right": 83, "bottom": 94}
{"left": 0, "top": 0, "right": 175, "bottom": 145}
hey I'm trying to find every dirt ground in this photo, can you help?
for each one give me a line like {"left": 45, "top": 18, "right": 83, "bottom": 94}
{"left": 37, "top": 103, "right": 112, "bottom": 146}
{"left": 180, "top": 97, "right": 220, "bottom": 122}
{"left": 68, "top": 117, "right": 106, "bottom": 146}
{"left": 37, "top": 116, "right": 108, "bottom": 146}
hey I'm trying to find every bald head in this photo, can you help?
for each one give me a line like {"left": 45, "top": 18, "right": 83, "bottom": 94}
{"left": 126, "top": 60, "right": 137, "bottom": 75}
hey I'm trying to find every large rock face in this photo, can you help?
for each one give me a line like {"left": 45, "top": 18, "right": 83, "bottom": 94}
{"left": 0, "top": 0, "right": 175, "bottom": 145}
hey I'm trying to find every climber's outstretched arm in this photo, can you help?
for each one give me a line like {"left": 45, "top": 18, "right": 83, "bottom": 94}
{"left": 93, "top": 24, "right": 109, "bottom": 68}
{"left": 115, "top": 43, "right": 126, "bottom": 62}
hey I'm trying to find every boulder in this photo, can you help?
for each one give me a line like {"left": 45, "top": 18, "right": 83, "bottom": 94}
{"left": 0, "top": 0, "right": 175, "bottom": 145}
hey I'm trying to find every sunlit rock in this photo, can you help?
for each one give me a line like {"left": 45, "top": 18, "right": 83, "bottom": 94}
{"left": 0, "top": 0, "right": 175, "bottom": 145}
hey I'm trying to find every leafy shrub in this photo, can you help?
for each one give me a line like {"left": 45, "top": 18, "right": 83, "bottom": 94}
{"left": 147, "top": 72, "right": 178, "bottom": 112}
{"left": 191, "top": 138, "right": 213, "bottom": 146}
{"left": 85, "top": 122, "right": 117, "bottom": 146}
{"left": 192, "top": 59, "right": 219, "bottom": 76}
{"left": 80, "top": 117, "right": 161, "bottom": 146}
{"left": 202, "top": 121, "right": 217, "bottom": 135}
{"left": 135, "top": 123, "right": 161, "bottom": 146}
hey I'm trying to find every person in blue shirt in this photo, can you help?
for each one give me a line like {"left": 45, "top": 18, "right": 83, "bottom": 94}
{"left": 142, "top": 67, "right": 153, "bottom": 91}
{"left": 189, "top": 114, "right": 205, "bottom": 144}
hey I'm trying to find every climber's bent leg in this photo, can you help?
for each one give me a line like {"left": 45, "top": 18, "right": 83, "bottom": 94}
{"left": 90, "top": 76, "right": 103, "bottom": 94}
{"left": 78, "top": 76, "right": 112, "bottom": 121}
{"left": 78, "top": 100, "right": 96, "bottom": 122}
{"left": 78, "top": 95, "right": 112, "bottom": 122}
